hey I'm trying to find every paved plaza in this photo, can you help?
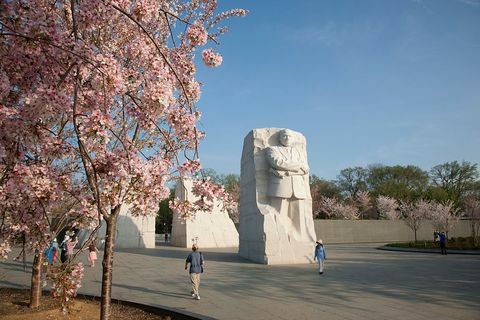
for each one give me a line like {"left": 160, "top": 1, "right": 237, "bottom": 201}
{"left": 1, "top": 241, "right": 479, "bottom": 320}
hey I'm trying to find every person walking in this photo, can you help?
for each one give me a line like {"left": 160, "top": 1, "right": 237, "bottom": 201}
{"left": 60, "top": 238, "right": 68, "bottom": 263}
{"left": 60, "top": 233, "right": 78, "bottom": 263}
{"left": 87, "top": 238, "right": 99, "bottom": 267}
{"left": 185, "top": 244, "right": 204, "bottom": 300}
{"left": 51, "top": 238, "right": 59, "bottom": 265}
{"left": 314, "top": 240, "right": 327, "bottom": 274}
{"left": 439, "top": 231, "right": 447, "bottom": 255}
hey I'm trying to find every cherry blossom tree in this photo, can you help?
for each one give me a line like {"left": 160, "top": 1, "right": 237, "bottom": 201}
{"left": 337, "top": 203, "right": 361, "bottom": 220}
{"left": 353, "top": 190, "right": 371, "bottom": 219}
{"left": 319, "top": 196, "right": 338, "bottom": 219}
{"left": 428, "top": 200, "right": 459, "bottom": 237}
{"left": 399, "top": 201, "right": 425, "bottom": 242}
{"left": 319, "top": 197, "right": 360, "bottom": 220}
{"left": 0, "top": 162, "right": 97, "bottom": 308}
{"left": 376, "top": 195, "right": 400, "bottom": 220}
{"left": 1, "top": 1, "right": 246, "bottom": 319}
{"left": 463, "top": 197, "right": 480, "bottom": 246}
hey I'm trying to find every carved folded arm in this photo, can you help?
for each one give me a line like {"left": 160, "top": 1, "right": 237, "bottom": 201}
{"left": 266, "top": 147, "right": 302, "bottom": 172}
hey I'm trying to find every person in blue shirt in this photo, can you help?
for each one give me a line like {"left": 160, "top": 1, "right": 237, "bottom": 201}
{"left": 185, "top": 244, "right": 204, "bottom": 300}
{"left": 439, "top": 231, "right": 447, "bottom": 255}
{"left": 314, "top": 239, "right": 327, "bottom": 274}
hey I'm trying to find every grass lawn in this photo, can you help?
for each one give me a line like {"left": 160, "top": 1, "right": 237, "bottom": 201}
{"left": 386, "top": 236, "right": 479, "bottom": 250}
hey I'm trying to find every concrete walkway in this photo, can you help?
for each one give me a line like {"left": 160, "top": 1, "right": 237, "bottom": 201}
{"left": 1, "top": 242, "right": 479, "bottom": 320}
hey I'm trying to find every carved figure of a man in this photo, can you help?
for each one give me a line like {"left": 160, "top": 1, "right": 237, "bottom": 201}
{"left": 266, "top": 129, "right": 313, "bottom": 241}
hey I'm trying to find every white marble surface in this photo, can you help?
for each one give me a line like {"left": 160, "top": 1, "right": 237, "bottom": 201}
{"left": 171, "top": 178, "right": 239, "bottom": 248}
{"left": 79, "top": 204, "right": 156, "bottom": 249}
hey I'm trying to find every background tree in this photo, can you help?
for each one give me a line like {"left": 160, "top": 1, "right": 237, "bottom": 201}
{"left": 423, "top": 185, "right": 452, "bottom": 204}
{"left": 399, "top": 201, "right": 425, "bottom": 242}
{"left": 430, "top": 161, "right": 479, "bottom": 203}
{"left": 352, "top": 190, "right": 372, "bottom": 219}
{"left": 319, "top": 197, "right": 360, "bottom": 220}
{"left": 156, "top": 189, "right": 174, "bottom": 235}
{"left": 310, "top": 175, "right": 342, "bottom": 218}
{"left": 428, "top": 201, "right": 459, "bottom": 237}
{"left": 336, "top": 167, "right": 368, "bottom": 197}
{"left": 202, "top": 169, "right": 240, "bottom": 222}
{"left": 367, "top": 165, "right": 429, "bottom": 201}
{"left": 220, "top": 174, "right": 240, "bottom": 223}
{"left": 319, "top": 196, "right": 338, "bottom": 219}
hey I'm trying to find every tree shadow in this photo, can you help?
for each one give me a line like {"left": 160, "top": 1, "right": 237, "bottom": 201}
{"left": 0, "top": 260, "right": 33, "bottom": 272}
{"left": 115, "top": 244, "right": 251, "bottom": 264}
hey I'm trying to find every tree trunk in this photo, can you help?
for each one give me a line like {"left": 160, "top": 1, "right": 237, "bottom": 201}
{"left": 29, "top": 251, "right": 43, "bottom": 308}
{"left": 414, "top": 229, "right": 417, "bottom": 243}
{"left": 100, "top": 212, "right": 118, "bottom": 320}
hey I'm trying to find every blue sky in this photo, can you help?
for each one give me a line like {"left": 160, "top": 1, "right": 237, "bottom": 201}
{"left": 195, "top": 0, "right": 480, "bottom": 180}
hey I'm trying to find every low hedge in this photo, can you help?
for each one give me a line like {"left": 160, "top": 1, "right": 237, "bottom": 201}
{"left": 386, "top": 236, "right": 479, "bottom": 250}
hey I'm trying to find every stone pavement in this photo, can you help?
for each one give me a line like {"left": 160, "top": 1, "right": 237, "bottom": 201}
{"left": 1, "top": 241, "right": 479, "bottom": 320}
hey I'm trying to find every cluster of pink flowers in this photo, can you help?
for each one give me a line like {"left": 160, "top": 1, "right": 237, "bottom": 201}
{"left": 202, "top": 48, "right": 223, "bottom": 67}
{"left": 186, "top": 22, "right": 209, "bottom": 46}
{"left": 169, "top": 198, "right": 197, "bottom": 221}
{"left": 71, "top": 197, "right": 99, "bottom": 230}
{"left": 376, "top": 196, "right": 401, "bottom": 220}
{"left": 49, "top": 262, "right": 85, "bottom": 312}
{"left": 125, "top": 156, "right": 171, "bottom": 217}
{"left": 464, "top": 197, "right": 480, "bottom": 220}
{"left": 399, "top": 201, "right": 424, "bottom": 230}
{"left": 78, "top": 110, "right": 114, "bottom": 146}
{"left": 192, "top": 178, "right": 235, "bottom": 212}
{"left": 212, "top": 9, "right": 249, "bottom": 27}
{"left": 186, "top": 80, "right": 202, "bottom": 102}
{"left": 167, "top": 109, "right": 203, "bottom": 144}
{"left": 169, "top": 177, "right": 237, "bottom": 219}
{"left": 428, "top": 201, "right": 459, "bottom": 233}
{"left": 178, "top": 159, "right": 202, "bottom": 175}
{"left": 320, "top": 197, "right": 360, "bottom": 220}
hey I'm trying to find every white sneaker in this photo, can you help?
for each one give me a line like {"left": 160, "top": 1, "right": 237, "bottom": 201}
{"left": 191, "top": 293, "right": 196, "bottom": 297}
{"left": 195, "top": 295, "right": 200, "bottom": 300}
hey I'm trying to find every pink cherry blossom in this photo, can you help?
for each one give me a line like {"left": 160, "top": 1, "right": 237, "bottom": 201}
{"left": 376, "top": 195, "right": 400, "bottom": 220}
{"left": 186, "top": 22, "right": 209, "bottom": 46}
{"left": 202, "top": 48, "right": 223, "bottom": 67}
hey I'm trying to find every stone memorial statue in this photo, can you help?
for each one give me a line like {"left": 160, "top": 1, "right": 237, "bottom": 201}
{"left": 239, "top": 128, "right": 317, "bottom": 264}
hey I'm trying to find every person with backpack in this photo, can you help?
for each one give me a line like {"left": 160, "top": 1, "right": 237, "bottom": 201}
{"left": 185, "top": 243, "right": 204, "bottom": 300}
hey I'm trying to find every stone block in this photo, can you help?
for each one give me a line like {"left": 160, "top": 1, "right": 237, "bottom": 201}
{"left": 171, "top": 178, "right": 239, "bottom": 248}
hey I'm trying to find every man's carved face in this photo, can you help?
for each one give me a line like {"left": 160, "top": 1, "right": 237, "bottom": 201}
{"left": 279, "top": 130, "right": 293, "bottom": 147}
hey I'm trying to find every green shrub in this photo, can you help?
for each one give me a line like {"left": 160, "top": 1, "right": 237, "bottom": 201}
{"left": 386, "top": 237, "right": 479, "bottom": 250}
